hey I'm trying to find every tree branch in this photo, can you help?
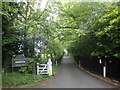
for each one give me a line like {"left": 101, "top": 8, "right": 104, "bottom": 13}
{"left": 56, "top": 26, "right": 79, "bottom": 29}
{"left": 35, "top": 9, "right": 47, "bottom": 21}
{"left": 28, "top": 6, "right": 34, "bottom": 19}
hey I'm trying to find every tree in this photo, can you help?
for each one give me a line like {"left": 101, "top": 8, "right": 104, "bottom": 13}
{"left": 92, "top": 3, "right": 120, "bottom": 59}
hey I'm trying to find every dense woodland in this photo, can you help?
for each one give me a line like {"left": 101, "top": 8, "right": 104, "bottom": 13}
{"left": 1, "top": 1, "right": 120, "bottom": 81}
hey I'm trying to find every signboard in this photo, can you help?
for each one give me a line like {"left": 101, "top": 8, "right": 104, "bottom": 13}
{"left": 34, "top": 43, "right": 39, "bottom": 48}
{"left": 12, "top": 54, "right": 28, "bottom": 67}
{"left": 34, "top": 42, "right": 43, "bottom": 53}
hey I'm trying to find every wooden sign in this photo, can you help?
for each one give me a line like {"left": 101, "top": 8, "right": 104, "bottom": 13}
{"left": 12, "top": 54, "right": 28, "bottom": 67}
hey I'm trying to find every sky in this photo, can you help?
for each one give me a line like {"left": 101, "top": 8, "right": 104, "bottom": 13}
{"left": 40, "top": 0, "right": 48, "bottom": 10}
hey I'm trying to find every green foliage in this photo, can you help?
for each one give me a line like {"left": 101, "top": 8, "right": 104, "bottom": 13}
{"left": 50, "top": 38, "right": 64, "bottom": 61}
{"left": 18, "top": 58, "right": 34, "bottom": 74}
{"left": 56, "top": 2, "right": 109, "bottom": 59}
{"left": 52, "top": 65, "right": 58, "bottom": 75}
{"left": 2, "top": 1, "right": 64, "bottom": 73}
{"left": 92, "top": 5, "right": 120, "bottom": 59}
{"left": 56, "top": 1, "right": 120, "bottom": 61}
{"left": 2, "top": 73, "right": 50, "bottom": 87}
{"left": 19, "top": 67, "right": 28, "bottom": 73}
{"left": 2, "top": 2, "right": 21, "bottom": 72}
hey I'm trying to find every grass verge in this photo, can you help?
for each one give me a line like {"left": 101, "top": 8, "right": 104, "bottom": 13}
{"left": 52, "top": 64, "right": 58, "bottom": 76}
{"left": 2, "top": 73, "right": 50, "bottom": 88}
{"left": 2, "top": 64, "right": 59, "bottom": 88}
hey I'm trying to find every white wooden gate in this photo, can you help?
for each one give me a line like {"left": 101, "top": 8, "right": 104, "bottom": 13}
{"left": 37, "top": 63, "right": 48, "bottom": 75}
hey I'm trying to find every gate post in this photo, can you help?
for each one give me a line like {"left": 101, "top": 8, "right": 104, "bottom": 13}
{"left": 37, "top": 63, "right": 39, "bottom": 75}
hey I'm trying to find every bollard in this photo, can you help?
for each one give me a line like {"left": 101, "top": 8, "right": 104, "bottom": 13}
{"left": 103, "top": 66, "right": 106, "bottom": 77}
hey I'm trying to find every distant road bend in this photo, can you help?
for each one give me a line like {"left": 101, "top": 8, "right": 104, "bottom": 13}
{"left": 30, "top": 53, "right": 117, "bottom": 88}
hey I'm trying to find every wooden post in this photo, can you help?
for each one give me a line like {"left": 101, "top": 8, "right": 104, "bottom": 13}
{"left": 79, "top": 61, "right": 81, "bottom": 67}
{"left": 56, "top": 61, "right": 57, "bottom": 65}
{"left": 37, "top": 63, "right": 39, "bottom": 75}
{"left": 12, "top": 67, "right": 14, "bottom": 72}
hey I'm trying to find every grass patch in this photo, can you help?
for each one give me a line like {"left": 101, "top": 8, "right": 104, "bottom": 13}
{"left": 2, "top": 73, "right": 50, "bottom": 87}
{"left": 2, "top": 64, "right": 59, "bottom": 87}
{"left": 52, "top": 64, "right": 59, "bottom": 76}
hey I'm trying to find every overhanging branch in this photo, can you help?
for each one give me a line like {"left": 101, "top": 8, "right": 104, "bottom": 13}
{"left": 56, "top": 26, "right": 79, "bottom": 29}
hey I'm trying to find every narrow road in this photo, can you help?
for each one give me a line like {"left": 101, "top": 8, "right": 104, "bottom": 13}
{"left": 31, "top": 54, "right": 117, "bottom": 88}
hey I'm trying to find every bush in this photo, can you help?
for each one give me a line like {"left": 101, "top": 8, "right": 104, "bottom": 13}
{"left": 18, "top": 58, "right": 34, "bottom": 74}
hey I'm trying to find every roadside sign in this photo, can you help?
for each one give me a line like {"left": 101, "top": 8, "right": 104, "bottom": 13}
{"left": 12, "top": 54, "right": 28, "bottom": 67}
{"left": 34, "top": 43, "right": 39, "bottom": 48}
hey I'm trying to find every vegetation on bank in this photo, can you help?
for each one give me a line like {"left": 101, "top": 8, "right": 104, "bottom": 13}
{"left": 2, "top": 64, "right": 58, "bottom": 87}
{"left": 2, "top": 73, "right": 49, "bottom": 87}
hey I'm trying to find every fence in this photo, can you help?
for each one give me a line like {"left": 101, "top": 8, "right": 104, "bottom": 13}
{"left": 74, "top": 56, "right": 120, "bottom": 81}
